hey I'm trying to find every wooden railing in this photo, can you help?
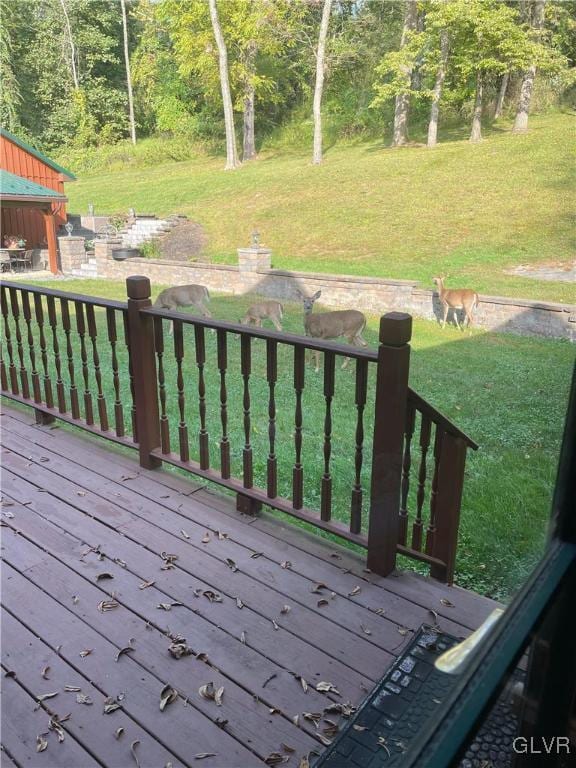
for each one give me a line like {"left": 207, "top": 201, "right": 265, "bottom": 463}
{"left": 0, "top": 276, "right": 477, "bottom": 583}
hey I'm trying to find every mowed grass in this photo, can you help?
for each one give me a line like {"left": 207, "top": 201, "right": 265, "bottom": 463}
{"left": 4, "top": 277, "right": 574, "bottom": 601}
{"left": 65, "top": 112, "right": 575, "bottom": 304}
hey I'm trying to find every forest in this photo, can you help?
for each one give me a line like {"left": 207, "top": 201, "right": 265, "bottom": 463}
{"left": 2, "top": 0, "right": 575, "bottom": 169}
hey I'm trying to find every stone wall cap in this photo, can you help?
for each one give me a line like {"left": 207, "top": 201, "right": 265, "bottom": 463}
{"left": 57, "top": 235, "right": 86, "bottom": 241}
{"left": 265, "top": 268, "right": 418, "bottom": 287}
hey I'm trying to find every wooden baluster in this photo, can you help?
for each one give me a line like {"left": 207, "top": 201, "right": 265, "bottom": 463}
{"left": 194, "top": 324, "right": 210, "bottom": 469}
{"left": 266, "top": 338, "right": 278, "bottom": 498}
{"left": 350, "top": 358, "right": 368, "bottom": 534}
{"left": 1, "top": 286, "right": 19, "bottom": 394}
{"left": 153, "top": 316, "right": 170, "bottom": 452}
{"left": 122, "top": 312, "right": 138, "bottom": 440}
{"left": 33, "top": 294, "right": 53, "bottom": 408}
{"left": 241, "top": 334, "right": 253, "bottom": 489}
{"left": 85, "top": 304, "right": 109, "bottom": 431}
{"left": 60, "top": 298, "right": 80, "bottom": 419}
{"left": 399, "top": 401, "right": 416, "bottom": 545}
{"left": 217, "top": 329, "right": 230, "bottom": 479}
{"left": 174, "top": 319, "right": 189, "bottom": 462}
{"left": 20, "top": 291, "right": 41, "bottom": 402}
{"left": 293, "top": 345, "right": 305, "bottom": 510}
{"left": 106, "top": 308, "right": 125, "bottom": 437}
{"left": 0, "top": 342, "right": 6, "bottom": 392}
{"left": 46, "top": 296, "right": 65, "bottom": 412}
{"left": 74, "top": 300, "right": 94, "bottom": 424}
{"left": 412, "top": 414, "right": 431, "bottom": 551}
{"left": 9, "top": 288, "right": 30, "bottom": 399}
{"left": 425, "top": 426, "right": 443, "bottom": 558}
{"left": 321, "top": 351, "right": 335, "bottom": 521}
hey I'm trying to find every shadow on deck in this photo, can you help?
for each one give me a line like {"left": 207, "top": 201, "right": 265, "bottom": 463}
{"left": 0, "top": 404, "right": 497, "bottom": 768}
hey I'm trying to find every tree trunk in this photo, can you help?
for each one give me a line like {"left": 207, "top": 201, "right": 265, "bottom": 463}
{"left": 470, "top": 72, "right": 483, "bottom": 143}
{"left": 120, "top": 0, "right": 136, "bottom": 145}
{"left": 427, "top": 29, "right": 449, "bottom": 148}
{"left": 513, "top": 0, "right": 545, "bottom": 133}
{"left": 391, "top": 0, "right": 418, "bottom": 147}
{"left": 312, "top": 0, "right": 332, "bottom": 165}
{"left": 242, "top": 41, "right": 257, "bottom": 162}
{"left": 208, "top": 0, "right": 239, "bottom": 170}
{"left": 494, "top": 72, "right": 509, "bottom": 120}
{"left": 59, "top": 0, "right": 79, "bottom": 89}
{"left": 411, "top": 9, "right": 426, "bottom": 92}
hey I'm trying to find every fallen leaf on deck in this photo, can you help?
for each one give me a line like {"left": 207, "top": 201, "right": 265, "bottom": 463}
{"left": 317, "top": 599, "right": 329, "bottom": 608}
{"left": 374, "top": 608, "right": 386, "bottom": 616}
{"left": 76, "top": 693, "right": 93, "bottom": 705}
{"left": 280, "top": 605, "right": 291, "bottom": 614}
{"left": 311, "top": 583, "right": 328, "bottom": 594}
{"left": 348, "top": 586, "right": 361, "bottom": 597}
{"left": 316, "top": 682, "right": 340, "bottom": 694}
{"left": 353, "top": 725, "right": 367, "bottom": 732}
{"left": 215, "top": 717, "right": 228, "bottom": 729}
{"left": 168, "top": 640, "right": 193, "bottom": 659}
{"left": 323, "top": 720, "right": 339, "bottom": 738}
{"left": 280, "top": 561, "right": 292, "bottom": 569}
{"left": 235, "top": 597, "right": 244, "bottom": 609}
{"left": 194, "top": 754, "right": 217, "bottom": 760}
{"left": 96, "top": 572, "right": 114, "bottom": 582}
{"left": 292, "top": 715, "right": 299, "bottom": 726}
{"left": 428, "top": 609, "right": 440, "bottom": 626}
{"left": 240, "top": 631, "right": 246, "bottom": 644}
{"left": 297, "top": 676, "right": 308, "bottom": 693}
{"left": 269, "top": 707, "right": 280, "bottom": 714}
{"left": 225, "top": 558, "right": 238, "bottom": 573}
{"left": 114, "top": 558, "right": 127, "bottom": 568}
{"left": 440, "top": 598, "right": 454, "bottom": 608}
{"left": 114, "top": 728, "right": 124, "bottom": 740}
{"left": 79, "top": 649, "right": 93, "bottom": 658}
{"left": 77, "top": 491, "right": 86, "bottom": 497}
{"left": 48, "top": 716, "right": 65, "bottom": 742}
{"left": 157, "top": 602, "right": 184, "bottom": 611}
{"left": 199, "top": 682, "right": 216, "bottom": 701}
{"left": 317, "top": 734, "right": 333, "bottom": 746}
{"left": 103, "top": 696, "right": 122, "bottom": 714}
{"left": 138, "top": 580, "right": 155, "bottom": 590}
{"left": 130, "top": 740, "right": 141, "bottom": 768}
{"left": 196, "top": 652, "right": 209, "bottom": 663}
{"left": 323, "top": 702, "right": 356, "bottom": 718}
{"left": 160, "top": 685, "right": 178, "bottom": 711}
{"left": 36, "top": 734, "right": 48, "bottom": 752}
{"left": 41, "top": 666, "right": 51, "bottom": 680}
{"left": 72, "top": 595, "right": 79, "bottom": 604}
{"left": 4, "top": 670, "right": 15, "bottom": 678}
{"left": 264, "top": 752, "right": 289, "bottom": 765}
{"left": 272, "top": 619, "right": 279, "bottom": 631}
{"left": 360, "top": 624, "right": 372, "bottom": 636}
{"left": 120, "top": 474, "right": 138, "bottom": 482}
{"left": 397, "top": 626, "right": 409, "bottom": 636}
{"left": 281, "top": 743, "right": 295, "bottom": 754}
{"left": 37, "top": 691, "right": 59, "bottom": 702}
{"left": 302, "top": 712, "right": 322, "bottom": 726}
{"left": 64, "top": 685, "right": 82, "bottom": 692}
{"left": 180, "top": 530, "right": 190, "bottom": 539}
{"left": 98, "top": 600, "right": 119, "bottom": 612}
{"left": 215, "top": 686, "right": 224, "bottom": 706}
{"left": 202, "top": 590, "right": 222, "bottom": 603}
{"left": 299, "top": 756, "right": 310, "bottom": 768}
{"left": 115, "top": 645, "right": 135, "bottom": 661}
{"left": 250, "top": 552, "right": 263, "bottom": 559}
{"left": 202, "top": 532, "right": 211, "bottom": 544}
{"left": 215, "top": 530, "right": 229, "bottom": 540}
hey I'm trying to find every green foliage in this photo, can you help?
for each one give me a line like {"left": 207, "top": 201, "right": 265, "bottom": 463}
{"left": 140, "top": 239, "right": 161, "bottom": 259}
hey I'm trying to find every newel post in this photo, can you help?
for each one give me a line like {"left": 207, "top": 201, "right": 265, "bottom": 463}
{"left": 367, "top": 312, "right": 412, "bottom": 576}
{"left": 126, "top": 276, "right": 161, "bottom": 469}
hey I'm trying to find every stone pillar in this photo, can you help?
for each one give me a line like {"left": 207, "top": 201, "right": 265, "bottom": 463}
{"left": 58, "top": 236, "right": 86, "bottom": 274}
{"left": 237, "top": 246, "right": 272, "bottom": 273}
{"left": 94, "top": 238, "right": 123, "bottom": 277}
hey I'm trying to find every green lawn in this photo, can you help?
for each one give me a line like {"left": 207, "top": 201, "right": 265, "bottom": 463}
{"left": 65, "top": 112, "right": 575, "bottom": 304}
{"left": 4, "top": 277, "right": 574, "bottom": 602}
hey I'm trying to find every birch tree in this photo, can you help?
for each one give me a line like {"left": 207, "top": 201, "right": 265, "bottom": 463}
{"left": 513, "top": 0, "right": 546, "bottom": 132}
{"left": 59, "top": 0, "right": 79, "bottom": 89}
{"left": 391, "top": 0, "right": 418, "bottom": 147}
{"left": 427, "top": 29, "right": 449, "bottom": 147}
{"left": 312, "top": 0, "right": 332, "bottom": 164}
{"left": 494, "top": 72, "right": 509, "bottom": 119}
{"left": 208, "top": 0, "right": 239, "bottom": 169}
{"left": 120, "top": 0, "right": 136, "bottom": 145}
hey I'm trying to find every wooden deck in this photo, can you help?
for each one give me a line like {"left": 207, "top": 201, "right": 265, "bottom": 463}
{"left": 0, "top": 403, "right": 498, "bottom": 768}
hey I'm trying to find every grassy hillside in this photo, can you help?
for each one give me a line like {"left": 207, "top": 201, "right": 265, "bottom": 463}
{"left": 66, "top": 112, "right": 575, "bottom": 303}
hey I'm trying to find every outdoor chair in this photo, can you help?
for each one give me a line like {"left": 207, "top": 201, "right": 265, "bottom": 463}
{"left": 11, "top": 249, "right": 33, "bottom": 271}
{"left": 0, "top": 249, "right": 13, "bottom": 273}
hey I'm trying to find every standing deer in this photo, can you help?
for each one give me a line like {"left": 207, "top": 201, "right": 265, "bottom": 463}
{"left": 240, "top": 300, "right": 283, "bottom": 331}
{"left": 154, "top": 284, "right": 211, "bottom": 334}
{"left": 433, "top": 277, "right": 479, "bottom": 331}
{"left": 300, "top": 290, "right": 367, "bottom": 372}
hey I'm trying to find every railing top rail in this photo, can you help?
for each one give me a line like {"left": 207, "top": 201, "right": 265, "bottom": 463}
{"left": 142, "top": 304, "right": 380, "bottom": 361}
{"left": 0, "top": 279, "right": 127, "bottom": 312}
{"left": 407, "top": 388, "right": 479, "bottom": 450}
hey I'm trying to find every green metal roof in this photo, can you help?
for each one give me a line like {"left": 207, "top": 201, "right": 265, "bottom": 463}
{"left": 0, "top": 128, "right": 76, "bottom": 180}
{"left": 0, "top": 169, "right": 67, "bottom": 200}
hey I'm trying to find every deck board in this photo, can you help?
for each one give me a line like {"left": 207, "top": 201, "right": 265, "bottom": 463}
{"left": 0, "top": 404, "right": 499, "bottom": 767}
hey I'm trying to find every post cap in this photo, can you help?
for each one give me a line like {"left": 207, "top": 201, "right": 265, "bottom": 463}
{"left": 126, "top": 275, "right": 151, "bottom": 300}
{"left": 379, "top": 312, "right": 412, "bottom": 345}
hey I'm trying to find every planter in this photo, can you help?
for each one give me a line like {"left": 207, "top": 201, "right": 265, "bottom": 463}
{"left": 112, "top": 247, "right": 140, "bottom": 261}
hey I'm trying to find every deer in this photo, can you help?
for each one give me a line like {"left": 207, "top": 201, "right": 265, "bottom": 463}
{"left": 299, "top": 290, "right": 367, "bottom": 372}
{"left": 433, "top": 277, "right": 479, "bottom": 331}
{"left": 154, "top": 284, "right": 211, "bottom": 334}
{"left": 240, "top": 300, "right": 284, "bottom": 332}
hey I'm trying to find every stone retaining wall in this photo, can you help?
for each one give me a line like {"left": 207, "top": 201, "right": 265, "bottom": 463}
{"left": 86, "top": 241, "right": 575, "bottom": 341}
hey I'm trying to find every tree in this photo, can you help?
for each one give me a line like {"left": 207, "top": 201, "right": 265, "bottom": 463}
{"left": 120, "top": 0, "right": 137, "bottom": 145}
{"left": 208, "top": 0, "right": 239, "bottom": 169}
{"left": 494, "top": 72, "right": 509, "bottom": 119}
{"left": 312, "top": 0, "right": 332, "bottom": 164}
{"left": 427, "top": 29, "right": 449, "bottom": 147}
{"left": 59, "top": 0, "right": 79, "bottom": 89}
{"left": 513, "top": 0, "right": 546, "bottom": 132}
{"left": 391, "top": 0, "right": 418, "bottom": 147}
